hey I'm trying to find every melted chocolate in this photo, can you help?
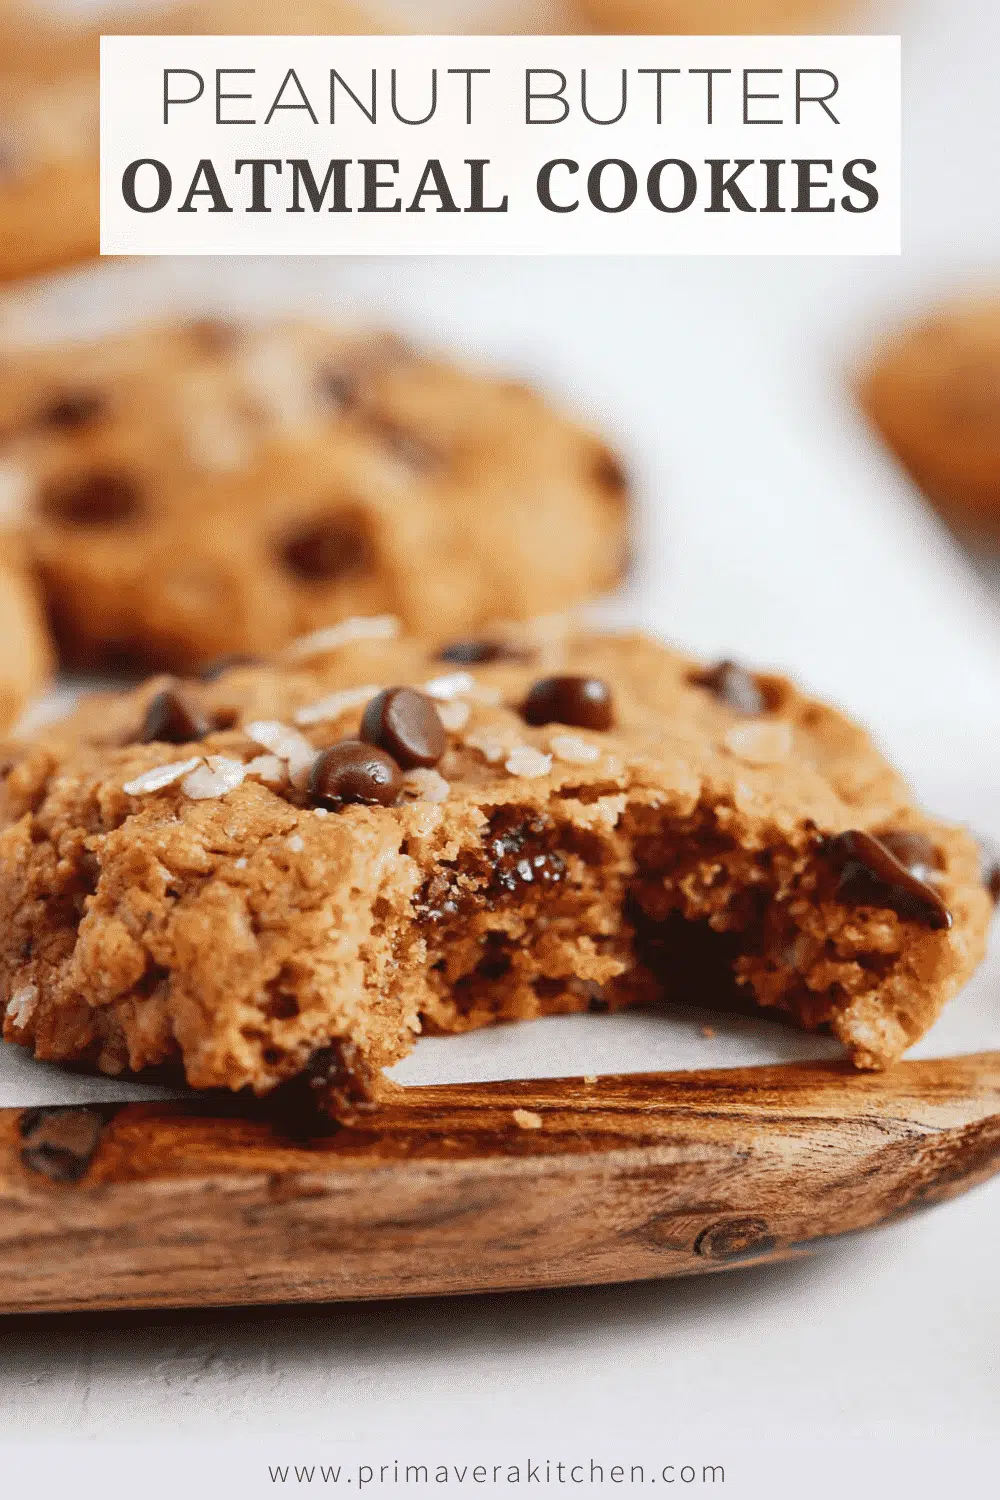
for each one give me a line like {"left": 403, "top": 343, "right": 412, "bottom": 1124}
{"left": 823, "top": 830, "right": 951, "bottom": 931}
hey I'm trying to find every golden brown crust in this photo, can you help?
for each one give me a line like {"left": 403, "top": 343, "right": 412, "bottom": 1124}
{"left": 859, "top": 293, "right": 1000, "bottom": 534}
{"left": 0, "top": 321, "right": 627, "bottom": 668}
{"left": 0, "top": 620, "right": 989, "bottom": 1101}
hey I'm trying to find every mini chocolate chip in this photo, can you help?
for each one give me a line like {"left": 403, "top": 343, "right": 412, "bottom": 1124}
{"left": 139, "top": 688, "right": 211, "bottom": 745}
{"left": 41, "top": 472, "right": 142, "bottom": 527}
{"left": 522, "top": 675, "right": 614, "bottom": 732}
{"left": 875, "top": 830, "right": 940, "bottom": 880}
{"left": 197, "top": 653, "right": 261, "bottom": 682}
{"left": 691, "top": 660, "right": 765, "bottom": 716}
{"left": 40, "top": 390, "right": 105, "bottom": 430}
{"left": 437, "top": 639, "right": 526, "bottom": 666}
{"left": 823, "top": 829, "right": 952, "bottom": 931}
{"left": 592, "top": 447, "right": 630, "bottom": 503}
{"left": 360, "top": 687, "right": 446, "bottom": 770}
{"left": 309, "top": 740, "right": 402, "bottom": 809}
{"left": 281, "top": 514, "right": 372, "bottom": 582}
{"left": 316, "top": 364, "right": 358, "bottom": 410}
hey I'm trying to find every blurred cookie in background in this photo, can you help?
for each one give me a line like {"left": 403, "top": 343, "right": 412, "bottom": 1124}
{"left": 859, "top": 293, "right": 1000, "bottom": 542}
{"left": 0, "top": 2, "right": 102, "bottom": 285}
{"left": 0, "top": 530, "right": 53, "bottom": 729}
{"left": 576, "top": 0, "right": 854, "bottom": 31}
{"left": 0, "top": 0, "right": 378, "bottom": 287}
{"left": 0, "top": 318, "right": 630, "bottom": 671}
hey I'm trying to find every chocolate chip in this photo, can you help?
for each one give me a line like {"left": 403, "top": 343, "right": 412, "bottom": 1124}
{"left": 41, "top": 472, "right": 142, "bottom": 527}
{"left": 316, "top": 364, "right": 359, "bottom": 411}
{"left": 197, "top": 654, "right": 261, "bottom": 682}
{"left": 875, "top": 830, "right": 940, "bottom": 881}
{"left": 309, "top": 740, "right": 402, "bottom": 809}
{"left": 823, "top": 829, "right": 952, "bottom": 931}
{"left": 592, "top": 447, "right": 630, "bottom": 503}
{"left": 39, "top": 390, "right": 105, "bottom": 430}
{"left": 139, "top": 688, "right": 211, "bottom": 745}
{"left": 437, "top": 639, "right": 526, "bottom": 666}
{"left": 360, "top": 687, "right": 446, "bottom": 770}
{"left": 691, "top": 660, "right": 765, "bottom": 716}
{"left": 281, "top": 514, "right": 372, "bottom": 582}
{"left": 522, "top": 675, "right": 614, "bottom": 732}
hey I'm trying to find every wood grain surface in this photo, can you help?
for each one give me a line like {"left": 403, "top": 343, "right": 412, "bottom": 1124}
{"left": 2, "top": 1054, "right": 1000, "bottom": 1315}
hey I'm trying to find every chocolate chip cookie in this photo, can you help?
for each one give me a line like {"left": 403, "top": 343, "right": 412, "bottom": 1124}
{"left": 0, "top": 319, "right": 628, "bottom": 669}
{"left": 1, "top": 617, "right": 988, "bottom": 1113}
{"left": 859, "top": 293, "right": 1000, "bottom": 538}
{"left": 0, "top": 530, "right": 52, "bottom": 730}
{"left": 577, "top": 0, "right": 851, "bottom": 32}
{"left": 0, "top": 0, "right": 376, "bottom": 285}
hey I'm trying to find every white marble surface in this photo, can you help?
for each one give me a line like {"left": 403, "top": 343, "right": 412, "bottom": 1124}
{"left": 1, "top": 0, "right": 999, "bottom": 1477}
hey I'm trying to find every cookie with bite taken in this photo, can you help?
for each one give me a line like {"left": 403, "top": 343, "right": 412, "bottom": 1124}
{"left": 0, "top": 616, "right": 989, "bottom": 1116}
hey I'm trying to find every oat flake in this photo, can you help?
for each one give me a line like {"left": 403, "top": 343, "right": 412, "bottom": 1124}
{"left": 283, "top": 615, "right": 399, "bottom": 661}
{"left": 403, "top": 768, "right": 450, "bottom": 804}
{"left": 182, "top": 757, "right": 246, "bottom": 800}
{"left": 294, "top": 684, "right": 381, "bottom": 727}
{"left": 505, "top": 746, "right": 552, "bottom": 779}
{"left": 550, "top": 734, "right": 600, "bottom": 765}
{"left": 122, "top": 757, "right": 203, "bottom": 796}
{"left": 5, "top": 983, "right": 37, "bottom": 1026}
{"left": 724, "top": 721, "right": 793, "bottom": 765}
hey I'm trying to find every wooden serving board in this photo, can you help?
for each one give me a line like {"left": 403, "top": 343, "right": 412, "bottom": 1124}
{"left": 2, "top": 1054, "right": 1000, "bottom": 1315}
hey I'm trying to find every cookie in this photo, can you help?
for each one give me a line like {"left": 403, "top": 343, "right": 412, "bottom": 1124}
{"left": 577, "top": 0, "right": 850, "bottom": 31}
{"left": 0, "top": 617, "right": 989, "bottom": 1114}
{"left": 0, "top": 0, "right": 377, "bottom": 285}
{"left": 0, "top": 530, "right": 52, "bottom": 730}
{"left": 859, "top": 294, "right": 1000, "bottom": 537}
{"left": 0, "top": 319, "right": 628, "bottom": 670}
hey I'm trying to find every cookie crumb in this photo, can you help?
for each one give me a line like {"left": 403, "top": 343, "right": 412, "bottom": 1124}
{"left": 294, "top": 684, "right": 381, "bottom": 727}
{"left": 513, "top": 1108, "right": 543, "bottom": 1130}
{"left": 701, "top": 1025, "right": 716, "bottom": 1038}
{"left": 550, "top": 733, "right": 601, "bottom": 764}
{"left": 723, "top": 721, "right": 793, "bottom": 765}
{"left": 505, "top": 746, "right": 553, "bottom": 779}
{"left": 122, "top": 756, "right": 202, "bottom": 796}
{"left": 583, "top": 1074, "right": 598, "bottom": 1084}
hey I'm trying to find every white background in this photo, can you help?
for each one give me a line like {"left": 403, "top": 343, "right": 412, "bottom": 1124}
{"left": 100, "top": 34, "right": 901, "bottom": 254}
{"left": 1, "top": 0, "right": 999, "bottom": 1488}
